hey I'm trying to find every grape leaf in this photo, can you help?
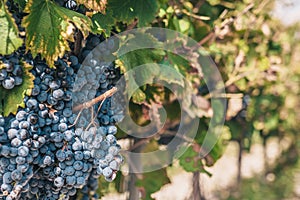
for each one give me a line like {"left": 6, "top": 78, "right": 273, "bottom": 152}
{"left": 158, "top": 61, "right": 185, "bottom": 87}
{"left": 119, "top": 51, "right": 162, "bottom": 104}
{"left": 126, "top": 73, "right": 147, "bottom": 104}
{"left": 0, "top": 2, "right": 23, "bottom": 55}
{"left": 164, "top": 52, "right": 190, "bottom": 76}
{"left": 107, "top": 0, "right": 159, "bottom": 26}
{"left": 179, "top": 118, "right": 223, "bottom": 172}
{"left": 0, "top": 62, "right": 35, "bottom": 116}
{"left": 118, "top": 32, "right": 164, "bottom": 53}
{"left": 117, "top": 33, "right": 165, "bottom": 104}
{"left": 22, "top": 0, "right": 91, "bottom": 66}
{"left": 136, "top": 168, "right": 170, "bottom": 200}
{"left": 179, "top": 145, "right": 204, "bottom": 172}
{"left": 120, "top": 50, "right": 162, "bottom": 85}
{"left": 76, "top": 0, "right": 107, "bottom": 13}
{"left": 91, "top": 9, "right": 115, "bottom": 36}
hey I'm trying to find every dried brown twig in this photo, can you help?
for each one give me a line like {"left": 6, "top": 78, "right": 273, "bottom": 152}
{"left": 73, "top": 87, "right": 118, "bottom": 112}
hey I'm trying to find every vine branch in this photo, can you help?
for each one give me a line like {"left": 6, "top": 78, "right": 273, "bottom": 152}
{"left": 73, "top": 87, "right": 118, "bottom": 112}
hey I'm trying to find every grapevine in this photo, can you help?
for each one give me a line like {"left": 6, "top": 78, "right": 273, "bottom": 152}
{"left": 0, "top": 0, "right": 299, "bottom": 200}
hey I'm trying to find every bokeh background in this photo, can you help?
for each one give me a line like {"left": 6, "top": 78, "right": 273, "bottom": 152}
{"left": 100, "top": 0, "right": 300, "bottom": 199}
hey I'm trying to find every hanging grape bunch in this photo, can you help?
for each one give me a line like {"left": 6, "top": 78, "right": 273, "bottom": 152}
{"left": 0, "top": 47, "right": 123, "bottom": 200}
{"left": 0, "top": 0, "right": 124, "bottom": 199}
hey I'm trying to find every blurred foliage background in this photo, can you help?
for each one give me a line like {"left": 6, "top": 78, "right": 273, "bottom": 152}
{"left": 108, "top": 0, "right": 300, "bottom": 199}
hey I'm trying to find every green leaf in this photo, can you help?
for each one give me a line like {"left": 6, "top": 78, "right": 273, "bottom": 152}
{"left": 107, "top": 0, "right": 159, "bottom": 26}
{"left": 117, "top": 33, "right": 165, "bottom": 104}
{"left": 121, "top": 54, "right": 161, "bottom": 104}
{"left": 91, "top": 9, "right": 115, "bottom": 36}
{"left": 0, "top": 62, "right": 35, "bottom": 116}
{"left": 171, "top": 17, "right": 191, "bottom": 34}
{"left": 120, "top": 49, "right": 162, "bottom": 88}
{"left": 22, "top": 0, "right": 91, "bottom": 66}
{"left": 0, "top": 2, "right": 23, "bottom": 55}
{"left": 158, "top": 64, "right": 185, "bottom": 86}
{"left": 118, "top": 32, "right": 165, "bottom": 56}
{"left": 179, "top": 118, "right": 223, "bottom": 171}
{"left": 76, "top": 0, "right": 107, "bottom": 12}
{"left": 179, "top": 145, "right": 204, "bottom": 172}
{"left": 136, "top": 168, "right": 170, "bottom": 200}
{"left": 165, "top": 52, "right": 190, "bottom": 76}
{"left": 135, "top": 140, "right": 171, "bottom": 199}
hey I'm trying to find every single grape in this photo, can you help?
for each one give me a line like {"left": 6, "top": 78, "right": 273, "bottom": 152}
{"left": 102, "top": 167, "right": 113, "bottom": 178}
{"left": 18, "top": 146, "right": 29, "bottom": 157}
{"left": 66, "top": 175, "right": 76, "bottom": 186}
{"left": 54, "top": 177, "right": 64, "bottom": 188}
{"left": 43, "top": 155, "right": 52, "bottom": 165}
{"left": 109, "top": 160, "right": 120, "bottom": 170}
{"left": 3, "top": 171, "right": 13, "bottom": 184}
{"left": 37, "top": 91, "right": 48, "bottom": 103}
{"left": 76, "top": 176, "right": 85, "bottom": 186}
{"left": 73, "top": 160, "right": 83, "bottom": 171}
{"left": 11, "top": 169, "right": 22, "bottom": 181}
{"left": 26, "top": 99, "right": 38, "bottom": 110}
{"left": 65, "top": 166, "right": 75, "bottom": 176}
{"left": 11, "top": 138, "right": 22, "bottom": 147}
{"left": 2, "top": 76, "right": 15, "bottom": 89}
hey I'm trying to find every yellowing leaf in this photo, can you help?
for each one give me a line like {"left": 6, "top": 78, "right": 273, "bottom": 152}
{"left": 0, "top": 2, "right": 23, "bottom": 55}
{"left": 22, "top": 0, "right": 91, "bottom": 66}
{"left": 0, "top": 62, "right": 35, "bottom": 116}
{"left": 76, "top": 0, "right": 107, "bottom": 13}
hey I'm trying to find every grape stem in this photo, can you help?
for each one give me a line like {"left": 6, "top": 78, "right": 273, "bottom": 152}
{"left": 85, "top": 96, "right": 107, "bottom": 131}
{"left": 68, "top": 108, "right": 84, "bottom": 128}
{"left": 74, "top": 31, "right": 83, "bottom": 56}
{"left": 73, "top": 87, "right": 118, "bottom": 112}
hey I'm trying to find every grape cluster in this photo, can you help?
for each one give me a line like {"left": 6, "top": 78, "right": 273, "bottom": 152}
{"left": 0, "top": 43, "right": 123, "bottom": 199}
{"left": 1, "top": 1, "right": 125, "bottom": 198}
{"left": 0, "top": 57, "right": 23, "bottom": 90}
